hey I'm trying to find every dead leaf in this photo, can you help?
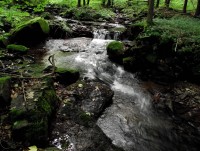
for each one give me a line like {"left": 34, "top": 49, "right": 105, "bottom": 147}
{"left": 26, "top": 91, "right": 34, "bottom": 99}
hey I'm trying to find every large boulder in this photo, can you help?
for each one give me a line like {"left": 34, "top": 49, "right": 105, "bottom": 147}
{"left": 9, "top": 17, "right": 49, "bottom": 46}
{"left": 9, "top": 78, "right": 59, "bottom": 146}
{"left": 0, "top": 76, "right": 11, "bottom": 108}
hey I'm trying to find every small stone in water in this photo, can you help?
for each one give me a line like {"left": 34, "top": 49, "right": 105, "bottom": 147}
{"left": 78, "top": 84, "right": 83, "bottom": 88}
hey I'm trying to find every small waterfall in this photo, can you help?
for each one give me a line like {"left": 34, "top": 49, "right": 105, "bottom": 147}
{"left": 93, "top": 29, "right": 110, "bottom": 39}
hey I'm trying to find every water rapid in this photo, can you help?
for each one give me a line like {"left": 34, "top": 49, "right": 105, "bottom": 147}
{"left": 44, "top": 28, "right": 199, "bottom": 151}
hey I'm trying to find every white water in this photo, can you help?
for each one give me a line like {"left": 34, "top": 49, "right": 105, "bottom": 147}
{"left": 44, "top": 29, "right": 197, "bottom": 151}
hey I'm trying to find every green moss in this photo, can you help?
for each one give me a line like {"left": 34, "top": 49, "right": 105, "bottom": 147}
{"left": 10, "top": 108, "right": 25, "bottom": 121}
{"left": 37, "top": 89, "right": 58, "bottom": 117}
{"left": 123, "top": 57, "right": 135, "bottom": 64}
{"left": 107, "top": 41, "right": 124, "bottom": 56}
{"left": 0, "top": 76, "right": 11, "bottom": 84}
{"left": 7, "top": 44, "right": 29, "bottom": 52}
{"left": 55, "top": 68, "right": 79, "bottom": 74}
{"left": 13, "top": 120, "right": 29, "bottom": 130}
{"left": 78, "top": 111, "right": 92, "bottom": 126}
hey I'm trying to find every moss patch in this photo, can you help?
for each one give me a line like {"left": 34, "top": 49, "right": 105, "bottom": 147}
{"left": 7, "top": 44, "right": 29, "bottom": 53}
{"left": 55, "top": 68, "right": 80, "bottom": 85}
{"left": 107, "top": 41, "right": 124, "bottom": 62}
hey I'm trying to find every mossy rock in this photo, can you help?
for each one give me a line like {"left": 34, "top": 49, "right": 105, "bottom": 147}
{"left": 7, "top": 44, "right": 29, "bottom": 53}
{"left": 0, "top": 76, "right": 11, "bottom": 108}
{"left": 9, "top": 17, "right": 49, "bottom": 46}
{"left": 55, "top": 68, "right": 80, "bottom": 85}
{"left": 107, "top": 41, "right": 124, "bottom": 63}
{"left": 9, "top": 78, "right": 59, "bottom": 146}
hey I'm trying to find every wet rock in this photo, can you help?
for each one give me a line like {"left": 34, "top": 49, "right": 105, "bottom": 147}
{"left": 55, "top": 68, "right": 80, "bottom": 85}
{"left": 172, "top": 82, "right": 200, "bottom": 129}
{"left": 68, "top": 81, "right": 114, "bottom": 117}
{"left": 50, "top": 80, "right": 120, "bottom": 151}
{"left": 0, "top": 76, "right": 11, "bottom": 108}
{"left": 71, "top": 25, "right": 93, "bottom": 38}
{"left": 9, "top": 17, "right": 49, "bottom": 46}
{"left": 49, "top": 19, "right": 72, "bottom": 39}
{"left": 9, "top": 78, "right": 59, "bottom": 147}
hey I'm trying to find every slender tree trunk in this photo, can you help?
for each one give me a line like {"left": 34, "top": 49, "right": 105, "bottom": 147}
{"left": 156, "top": 0, "right": 160, "bottom": 8}
{"left": 165, "top": 0, "right": 170, "bottom": 9}
{"left": 83, "top": 0, "right": 86, "bottom": 6}
{"left": 102, "top": 0, "right": 106, "bottom": 6}
{"left": 183, "top": 0, "right": 188, "bottom": 13}
{"left": 195, "top": 0, "right": 200, "bottom": 16}
{"left": 87, "top": 0, "right": 90, "bottom": 5}
{"left": 107, "top": 0, "right": 111, "bottom": 7}
{"left": 147, "top": 0, "right": 155, "bottom": 25}
{"left": 77, "top": 0, "right": 81, "bottom": 7}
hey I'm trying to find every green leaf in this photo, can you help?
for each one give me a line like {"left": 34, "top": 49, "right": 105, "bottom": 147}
{"left": 28, "top": 145, "right": 37, "bottom": 151}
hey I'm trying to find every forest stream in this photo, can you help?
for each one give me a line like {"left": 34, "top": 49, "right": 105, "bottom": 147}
{"left": 42, "top": 26, "right": 200, "bottom": 151}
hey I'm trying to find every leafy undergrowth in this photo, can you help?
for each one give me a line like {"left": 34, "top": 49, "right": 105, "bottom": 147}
{"left": 138, "top": 15, "right": 200, "bottom": 52}
{"left": 0, "top": 7, "right": 30, "bottom": 31}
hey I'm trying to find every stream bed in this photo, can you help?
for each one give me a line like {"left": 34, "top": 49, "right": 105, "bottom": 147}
{"left": 43, "top": 28, "right": 200, "bottom": 151}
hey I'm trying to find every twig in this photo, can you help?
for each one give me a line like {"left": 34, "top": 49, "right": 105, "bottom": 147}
{"left": 0, "top": 60, "right": 5, "bottom": 69}
{"left": 175, "top": 38, "right": 178, "bottom": 52}
{"left": 20, "top": 72, "right": 27, "bottom": 110}
{"left": 48, "top": 54, "right": 56, "bottom": 74}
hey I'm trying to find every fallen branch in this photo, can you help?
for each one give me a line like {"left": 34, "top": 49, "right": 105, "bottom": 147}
{"left": 0, "top": 60, "right": 5, "bottom": 69}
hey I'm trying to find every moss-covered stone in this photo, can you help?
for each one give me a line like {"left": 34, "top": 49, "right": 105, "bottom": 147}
{"left": 55, "top": 68, "right": 80, "bottom": 85}
{"left": 107, "top": 41, "right": 124, "bottom": 62}
{"left": 9, "top": 78, "right": 59, "bottom": 146}
{"left": 7, "top": 44, "right": 29, "bottom": 53}
{"left": 9, "top": 17, "right": 49, "bottom": 46}
{"left": 0, "top": 76, "right": 11, "bottom": 107}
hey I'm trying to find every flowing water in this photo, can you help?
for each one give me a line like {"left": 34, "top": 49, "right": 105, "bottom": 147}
{"left": 44, "top": 28, "right": 199, "bottom": 151}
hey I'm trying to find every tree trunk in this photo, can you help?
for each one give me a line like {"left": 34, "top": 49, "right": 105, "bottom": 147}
{"left": 147, "top": 0, "right": 155, "bottom": 25}
{"left": 156, "top": 0, "right": 160, "bottom": 8}
{"left": 77, "top": 0, "right": 81, "bottom": 7}
{"left": 107, "top": 0, "right": 111, "bottom": 7}
{"left": 183, "top": 0, "right": 188, "bottom": 13}
{"left": 165, "top": 0, "right": 170, "bottom": 9}
{"left": 195, "top": 0, "right": 200, "bottom": 16}
{"left": 87, "top": 0, "right": 90, "bottom": 5}
{"left": 83, "top": 0, "right": 86, "bottom": 6}
{"left": 102, "top": 0, "right": 106, "bottom": 6}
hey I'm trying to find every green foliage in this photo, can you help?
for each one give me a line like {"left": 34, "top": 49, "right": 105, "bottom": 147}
{"left": 137, "top": 15, "right": 200, "bottom": 53}
{"left": 0, "top": 7, "right": 30, "bottom": 28}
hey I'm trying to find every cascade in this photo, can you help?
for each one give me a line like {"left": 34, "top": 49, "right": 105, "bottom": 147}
{"left": 43, "top": 27, "right": 200, "bottom": 151}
